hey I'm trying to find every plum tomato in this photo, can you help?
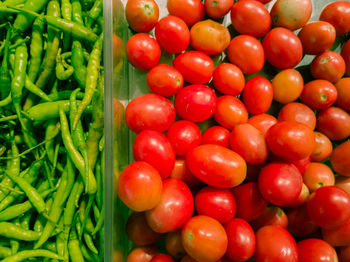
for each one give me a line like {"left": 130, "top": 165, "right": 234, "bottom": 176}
{"left": 258, "top": 162, "right": 303, "bottom": 206}
{"left": 290, "top": 157, "right": 311, "bottom": 175}
{"left": 301, "top": 80, "right": 338, "bottom": 110}
{"left": 320, "top": 1, "right": 350, "bottom": 36}
{"left": 303, "top": 163, "right": 335, "bottom": 193}
{"left": 342, "top": 40, "right": 350, "bottom": 76}
{"left": 182, "top": 215, "right": 228, "bottom": 262}
{"left": 262, "top": 28, "right": 303, "bottom": 69}
{"left": 278, "top": 102, "right": 316, "bottom": 130}
{"left": 322, "top": 218, "right": 350, "bottom": 247}
{"left": 287, "top": 205, "right": 319, "bottom": 238}
{"left": 170, "top": 159, "right": 202, "bottom": 188}
{"left": 230, "top": 0, "right": 271, "bottom": 38}
{"left": 251, "top": 206, "right": 288, "bottom": 231}
{"left": 330, "top": 140, "right": 350, "bottom": 177}
{"left": 227, "top": 35, "right": 265, "bottom": 75}
{"left": 173, "top": 51, "right": 214, "bottom": 84}
{"left": 204, "top": 0, "right": 234, "bottom": 19}
{"left": 247, "top": 114, "right": 277, "bottom": 135}
{"left": 126, "top": 33, "right": 161, "bottom": 71}
{"left": 340, "top": 246, "right": 350, "bottom": 262}
{"left": 201, "top": 126, "right": 230, "bottom": 148}
{"left": 297, "top": 239, "right": 338, "bottom": 262}
{"left": 146, "top": 179, "right": 194, "bottom": 233}
{"left": 126, "top": 246, "right": 158, "bottom": 262}
{"left": 311, "top": 51, "right": 346, "bottom": 83}
{"left": 212, "top": 63, "right": 245, "bottom": 96}
{"left": 186, "top": 144, "right": 247, "bottom": 188}
{"left": 174, "top": 85, "right": 217, "bottom": 123}
{"left": 125, "top": 0, "right": 159, "bottom": 33}
{"left": 224, "top": 218, "right": 255, "bottom": 262}
{"left": 117, "top": 161, "right": 162, "bottom": 212}
{"left": 285, "top": 183, "right": 310, "bottom": 207}
{"left": 272, "top": 69, "right": 304, "bottom": 104}
{"left": 167, "top": 0, "right": 205, "bottom": 27}
{"left": 335, "top": 78, "right": 350, "bottom": 110}
{"left": 165, "top": 231, "right": 186, "bottom": 260}
{"left": 336, "top": 176, "right": 350, "bottom": 195}
{"left": 150, "top": 254, "right": 174, "bottom": 262}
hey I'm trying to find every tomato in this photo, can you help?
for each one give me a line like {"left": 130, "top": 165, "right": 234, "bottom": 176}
{"left": 175, "top": 85, "right": 217, "bottom": 123}
{"left": 285, "top": 183, "right": 310, "bottom": 207}
{"left": 297, "top": 239, "right": 338, "bottom": 262}
{"left": 146, "top": 179, "right": 193, "bottom": 233}
{"left": 287, "top": 204, "right": 319, "bottom": 238}
{"left": 255, "top": 225, "right": 298, "bottom": 262}
{"left": 307, "top": 186, "right": 350, "bottom": 229}
{"left": 272, "top": 69, "right": 304, "bottom": 104}
{"left": 186, "top": 144, "right": 247, "bottom": 188}
{"left": 311, "top": 131, "right": 333, "bottom": 162}
{"left": 303, "top": 162, "right": 335, "bottom": 193}
{"left": 212, "top": 63, "right": 245, "bottom": 96}
{"left": 213, "top": 96, "right": 248, "bottom": 130}
{"left": 232, "top": 182, "right": 267, "bottom": 221}
{"left": 316, "top": 106, "right": 350, "bottom": 141}
{"left": 125, "top": 0, "right": 159, "bottom": 33}
{"left": 242, "top": 76, "right": 273, "bottom": 115}
{"left": 155, "top": 16, "right": 190, "bottom": 54}
{"left": 180, "top": 256, "right": 199, "bottom": 262}
{"left": 126, "top": 212, "right": 162, "bottom": 246}
{"left": 340, "top": 246, "right": 350, "bottom": 262}
{"left": 173, "top": 51, "right": 214, "bottom": 84}
{"left": 133, "top": 130, "right": 175, "bottom": 180}
{"left": 201, "top": 126, "right": 230, "bottom": 148}
{"left": 278, "top": 103, "right": 316, "bottom": 130}
{"left": 190, "top": 20, "right": 230, "bottom": 55}
{"left": 204, "top": 0, "right": 234, "bottom": 19}
{"left": 165, "top": 231, "right": 186, "bottom": 260}
{"left": 113, "top": 98, "right": 125, "bottom": 132}
{"left": 335, "top": 78, "right": 350, "bottom": 110}
{"left": 229, "top": 124, "right": 268, "bottom": 165}
{"left": 298, "top": 21, "right": 336, "bottom": 55}
{"left": 311, "top": 51, "right": 346, "bottom": 83}
{"left": 336, "top": 176, "right": 350, "bottom": 195}
{"left": 331, "top": 140, "right": 350, "bottom": 177}
{"left": 150, "top": 254, "right": 175, "bottom": 262}
{"left": 113, "top": 34, "right": 125, "bottom": 67}
{"left": 117, "top": 161, "right": 162, "bottom": 212}
{"left": 322, "top": 218, "right": 350, "bottom": 247}
{"left": 126, "top": 33, "right": 161, "bottom": 71}
{"left": 266, "top": 121, "right": 315, "bottom": 161}
{"left": 126, "top": 246, "right": 158, "bottom": 262}
{"left": 342, "top": 40, "right": 350, "bottom": 76}
{"left": 247, "top": 114, "right": 277, "bottom": 135}
{"left": 258, "top": 162, "right": 303, "bottom": 206}
{"left": 230, "top": 0, "right": 271, "bottom": 37}
{"left": 301, "top": 80, "right": 338, "bottom": 110}
{"left": 125, "top": 94, "right": 176, "bottom": 133}
{"left": 224, "top": 219, "right": 255, "bottom": 262}
{"left": 170, "top": 159, "right": 202, "bottom": 188}
{"left": 251, "top": 206, "right": 288, "bottom": 231}
{"left": 182, "top": 215, "right": 228, "bottom": 262}
{"left": 262, "top": 28, "right": 303, "bottom": 69}
{"left": 167, "top": 0, "right": 205, "bottom": 27}
{"left": 290, "top": 157, "right": 311, "bottom": 175}
{"left": 320, "top": 1, "right": 350, "bottom": 36}
{"left": 195, "top": 186, "right": 236, "bottom": 224}
{"left": 227, "top": 35, "right": 265, "bottom": 75}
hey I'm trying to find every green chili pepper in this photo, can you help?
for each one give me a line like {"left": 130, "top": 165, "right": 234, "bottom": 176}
{"left": 56, "top": 48, "right": 74, "bottom": 80}
{"left": 63, "top": 180, "right": 84, "bottom": 230}
{"left": 0, "top": 29, "right": 12, "bottom": 101}
{"left": 61, "top": 0, "right": 72, "bottom": 51}
{"left": 28, "top": 17, "right": 45, "bottom": 83}
{"left": 0, "top": 93, "right": 12, "bottom": 108}
{"left": 1, "top": 249, "right": 63, "bottom": 262}
{"left": 10, "top": 218, "right": 20, "bottom": 254}
{"left": 86, "top": 0, "right": 102, "bottom": 28}
{"left": 0, "top": 222, "right": 41, "bottom": 241}
{"left": 0, "top": 246, "right": 12, "bottom": 258}
{"left": 68, "top": 229, "right": 84, "bottom": 262}
{"left": 83, "top": 233, "right": 98, "bottom": 255}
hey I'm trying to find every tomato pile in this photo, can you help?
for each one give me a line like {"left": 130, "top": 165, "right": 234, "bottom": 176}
{"left": 117, "top": 0, "right": 350, "bottom": 261}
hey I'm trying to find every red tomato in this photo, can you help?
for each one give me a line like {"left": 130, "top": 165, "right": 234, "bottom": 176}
{"left": 311, "top": 51, "right": 346, "bottom": 83}
{"left": 272, "top": 69, "right": 304, "bottom": 104}
{"left": 258, "top": 162, "right": 303, "bottom": 206}
{"left": 227, "top": 35, "right": 265, "bottom": 75}
{"left": 125, "top": 94, "right": 176, "bottom": 133}
{"left": 251, "top": 206, "right": 288, "bottom": 231}
{"left": 297, "top": 239, "right": 338, "bottom": 262}
{"left": 170, "top": 159, "right": 202, "bottom": 188}
{"left": 340, "top": 246, "right": 350, "bottom": 262}
{"left": 242, "top": 76, "right": 273, "bottom": 115}
{"left": 262, "top": 28, "right": 303, "bottom": 69}
{"left": 126, "top": 246, "right": 158, "bottom": 262}
{"left": 322, "top": 218, "right": 350, "bottom": 247}
{"left": 331, "top": 140, "right": 350, "bottom": 177}
{"left": 174, "top": 85, "right": 217, "bottom": 123}
{"left": 125, "top": 0, "right": 159, "bottom": 33}
{"left": 285, "top": 183, "right": 310, "bottom": 207}
{"left": 303, "top": 162, "right": 335, "bottom": 193}
{"left": 195, "top": 186, "right": 236, "bottom": 224}
{"left": 150, "top": 254, "right": 174, "bottom": 262}
{"left": 232, "top": 182, "right": 267, "bottom": 221}
{"left": 230, "top": 0, "right": 271, "bottom": 37}
{"left": 311, "top": 131, "right": 333, "bottom": 162}
{"left": 307, "top": 185, "right": 350, "bottom": 229}
{"left": 255, "top": 225, "right": 298, "bottom": 262}
{"left": 335, "top": 78, "right": 350, "bottom": 111}
{"left": 165, "top": 231, "right": 186, "bottom": 260}
{"left": 173, "top": 51, "right": 214, "bottom": 84}
{"left": 336, "top": 176, "right": 350, "bottom": 195}
{"left": 167, "top": 0, "right": 204, "bottom": 27}
{"left": 278, "top": 103, "right": 316, "bottom": 130}
{"left": 287, "top": 204, "right": 319, "bottom": 238}
{"left": 212, "top": 63, "right": 245, "bottom": 96}
{"left": 113, "top": 98, "right": 125, "bottom": 132}
{"left": 186, "top": 144, "right": 247, "bottom": 188}
{"left": 204, "top": 0, "right": 234, "bottom": 19}
{"left": 155, "top": 16, "right": 190, "bottom": 54}
{"left": 247, "top": 114, "right": 277, "bottom": 135}
{"left": 320, "top": 1, "right": 350, "bottom": 36}
{"left": 201, "top": 126, "right": 230, "bottom": 148}
{"left": 213, "top": 96, "right": 248, "bottom": 130}
{"left": 146, "top": 179, "right": 194, "bottom": 233}
{"left": 290, "top": 157, "right": 311, "bottom": 175}
{"left": 113, "top": 34, "right": 125, "bottom": 67}
{"left": 298, "top": 21, "right": 336, "bottom": 55}
{"left": 301, "top": 80, "right": 338, "bottom": 110}
{"left": 224, "top": 219, "right": 255, "bottom": 262}
{"left": 182, "top": 215, "right": 228, "bottom": 262}
{"left": 342, "top": 40, "right": 350, "bottom": 76}
{"left": 133, "top": 130, "right": 175, "bottom": 180}
{"left": 126, "top": 33, "right": 161, "bottom": 70}
{"left": 117, "top": 161, "right": 162, "bottom": 212}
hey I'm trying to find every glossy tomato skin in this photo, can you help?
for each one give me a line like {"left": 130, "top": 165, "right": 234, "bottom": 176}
{"left": 285, "top": 182, "right": 310, "bottom": 207}
{"left": 331, "top": 140, "right": 350, "bottom": 177}
{"left": 224, "top": 219, "right": 255, "bottom": 262}
{"left": 165, "top": 231, "right": 186, "bottom": 260}
{"left": 227, "top": 35, "right": 265, "bottom": 75}
{"left": 255, "top": 225, "right": 298, "bottom": 262}
{"left": 335, "top": 78, "right": 350, "bottom": 110}
{"left": 146, "top": 179, "right": 194, "bottom": 233}
{"left": 342, "top": 40, "right": 350, "bottom": 76}
{"left": 336, "top": 176, "right": 350, "bottom": 195}
{"left": 150, "top": 254, "right": 174, "bottom": 262}
{"left": 287, "top": 205, "right": 319, "bottom": 238}
{"left": 311, "top": 51, "right": 346, "bottom": 83}
{"left": 322, "top": 219, "right": 350, "bottom": 247}
{"left": 272, "top": 69, "right": 304, "bottom": 104}
{"left": 167, "top": 0, "right": 204, "bottom": 27}
{"left": 301, "top": 80, "right": 338, "bottom": 110}
{"left": 175, "top": 85, "right": 217, "bottom": 123}
{"left": 297, "top": 239, "right": 338, "bottom": 262}
{"left": 201, "top": 126, "right": 230, "bottom": 148}
{"left": 251, "top": 206, "right": 288, "bottom": 231}
{"left": 303, "top": 162, "right": 335, "bottom": 193}
{"left": 320, "top": 1, "right": 350, "bottom": 36}
{"left": 186, "top": 144, "right": 247, "bottom": 188}
{"left": 311, "top": 131, "right": 333, "bottom": 162}
{"left": 125, "top": 0, "right": 159, "bottom": 33}
{"left": 170, "top": 159, "right": 202, "bottom": 188}
{"left": 126, "top": 246, "right": 158, "bottom": 262}
{"left": 173, "top": 51, "right": 214, "bottom": 84}
{"left": 212, "top": 63, "right": 245, "bottom": 96}
{"left": 205, "top": 0, "right": 234, "bottom": 19}
{"left": 278, "top": 103, "right": 316, "bottom": 130}
{"left": 182, "top": 215, "right": 228, "bottom": 262}
{"left": 262, "top": 28, "right": 303, "bottom": 69}
{"left": 247, "top": 114, "right": 277, "bottom": 135}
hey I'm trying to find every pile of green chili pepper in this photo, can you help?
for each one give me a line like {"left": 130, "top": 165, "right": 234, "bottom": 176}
{"left": 0, "top": 0, "right": 104, "bottom": 260}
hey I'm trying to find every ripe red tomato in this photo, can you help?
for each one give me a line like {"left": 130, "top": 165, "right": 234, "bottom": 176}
{"left": 126, "top": 246, "right": 158, "bottom": 262}
{"left": 342, "top": 40, "right": 350, "bottom": 76}
{"left": 204, "top": 0, "right": 234, "bottom": 19}
{"left": 285, "top": 183, "right": 310, "bottom": 207}
{"left": 262, "top": 28, "right": 303, "bottom": 69}
{"left": 201, "top": 126, "right": 230, "bottom": 148}
{"left": 117, "top": 161, "right": 162, "bottom": 212}
{"left": 322, "top": 218, "right": 350, "bottom": 247}
{"left": 174, "top": 85, "right": 217, "bottom": 123}
{"left": 289, "top": 157, "right": 311, "bottom": 176}
{"left": 287, "top": 204, "right": 319, "bottom": 238}
{"left": 150, "top": 254, "right": 174, "bottom": 262}
{"left": 335, "top": 78, "right": 350, "bottom": 110}
{"left": 340, "top": 246, "right": 350, "bottom": 262}
{"left": 167, "top": 0, "right": 205, "bottom": 27}
{"left": 301, "top": 80, "right": 338, "bottom": 110}
{"left": 186, "top": 144, "right": 247, "bottom": 188}
{"left": 311, "top": 131, "right": 333, "bottom": 162}
{"left": 165, "top": 231, "right": 186, "bottom": 260}
{"left": 251, "top": 206, "right": 288, "bottom": 231}
{"left": 311, "top": 51, "right": 346, "bottom": 83}
{"left": 320, "top": 1, "right": 350, "bottom": 36}
{"left": 247, "top": 114, "right": 277, "bottom": 135}
{"left": 336, "top": 176, "right": 350, "bottom": 195}
{"left": 303, "top": 162, "right": 335, "bottom": 193}
{"left": 224, "top": 219, "right": 255, "bottom": 262}
{"left": 125, "top": 0, "right": 159, "bottom": 33}
{"left": 272, "top": 69, "right": 304, "bottom": 104}
{"left": 227, "top": 35, "right": 265, "bottom": 75}
{"left": 170, "top": 159, "right": 202, "bottom": 188}
{"left": 297, "top": 239, "right": 338, "bottom": 262}
{"left": 146, "top": 179, "right": 194, "bottom": 233}
{"left": 330, "top": 140, "right": 350, "bottom": 177}
{"left": 182, "top": 215, "right": 228, "bottom": 262}
{"left": 173, "top": 51, "right": 214, "bottom": 84}
{"left": 278, "top": 103, "right": 316, "bottom": 130}
{"left": 212, "top": 63, "right": 245, "bottom": 96}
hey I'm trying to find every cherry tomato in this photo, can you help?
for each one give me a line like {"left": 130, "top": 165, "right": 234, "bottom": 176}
{"left": 251, "top": 206, "right": 288, "bottom": 231}
{"left": 165, "top": 231, "right": 186, "bottom": 260}
{"left": 311, "top": 131, "right": 333, "bottom": 162}
{"left": 173, "top": 51, "right": 214, "bottom": 84}
{"left": 125, "top": 0, "right": 159, "bottom": 33}
{"left": 285, "top": 183, "right": 310, "bottom": 207}
{"left": 340, "top": 246, "right": 350, "bottom": 262}
{"left": 336, "top": 176, "right": 350, "bottom": 195}
{"left": 175, "top": 85, "right": 217, "bottom": 123}
{"left": 331, "top": 140, "right": 350, "bottom": 177}
{"left": 311, "top": 51, "right": 346, "bottom": 83}
{"left": 204, "top": 0, "right": 234, "bottom": 19}
{"left": 255, "top": 225, "right": 298, "bottom": 262}
{"left": 224, "top": 219, "right": 255, "bottom": 262}
{"left": 320, "top": 1, "right": 350, "bottom": 36}
{"left": 301, "top": 80, "right": 338, "bottom": 110}
{"left": 342, "top": 40, "right": 350, "bottom": 76}
{"left": 227, "top": 35, "right": 265, "bottom": 75}
{"left": 297, "top": 238, "right": 338, "bottom": 262}
{"left": 303, "top": 162, "right": 335, "bottom": 193}
{"left": 146, "top": 179, "right": 194, "bottom": 233}
{"left": 170, "top": 159, "right": 202, "bottom": 188}
{"left": 287, "top": 204, "right": 319, "bottom": 238}
{"left": 113, "top": 98, "right": 125, "bottom": 132}
{"left": 201, "top": 126, "right": 230, "bottom": 148}
{"left": 126, "top": 246, "right": 158, "bottom": 262}
{"left": 278, "top": 103, "right": 316, "bottom": 130}
{"left": 247, "top": 114, "right": 277, "bottom": 135}
{"left": 212, "top": 63, "right": 245, "bottom": 96}
{"left": 322, "top": 218, "right": 350, "bottom": 247}
{"left": 117, "top": 161, "right": 162, "bottom": 212}
{"left": 272, "top": 69, "right": 304, "bottom": 104}
{"left": 335, "top": 78, "right": 350, "bottom": 111}
{"left": 167, "top": 0, "right": 205, "bottom": 27}
{"left": 113, "top": 34, "right": 125, "bottom": 67}
{"left": 186, "top": 144, "right": 247, "bottom": 188}
{"left": 182, "top": 215, "right": 228, "bottom": 262}
{"left": 290, "top": 157, "right": 311, "bottom": 176}
{"left": 262, "top": 28, "right": 303, "bottom": 69}
{"left": 150, "top": 254, "right": 175, "bottom": 262}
